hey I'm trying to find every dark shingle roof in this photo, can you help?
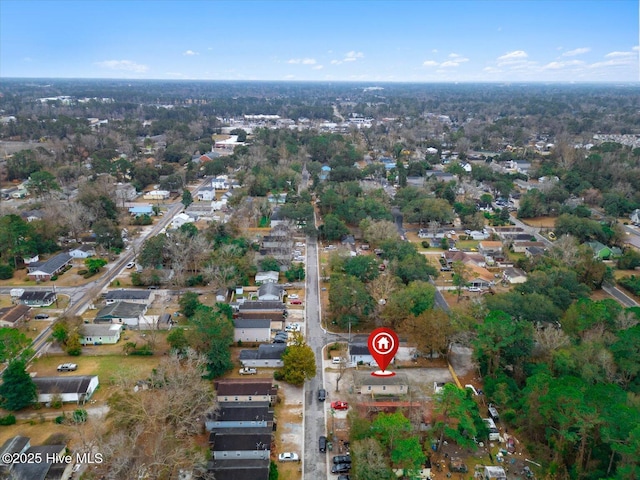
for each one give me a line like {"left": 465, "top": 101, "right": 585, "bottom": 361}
{"left": 239, "top": 301, "right": 284, "bottom": 311}
{"left": 28, "top": 252, "right": 72, "bottom": 275}
{"left": 215, "top": 379, "right": 275, "bottom": 396}
{"left": 349, "top": 344, "right": 371, "bottom": 356}
{"left": 0, "top": 304, "right": 31, "bottom": 324}
{"left": 213, "top": 405, "right": 274, "bottom": 422}
{"left": 258, "top": 283, "right": 282, "bottom": 298}
{"left": 32, "top": 376, "right": 97, "bottom": 395}
{"left": 95, "top": 302, "right": 146, "bottom": 320}
{"left": 234, "top": 319, "right": 271, "bottom": 329}
{"left": 210, "top": 432, "right": 272, "bottom": 451}
{"left": 19, "top": 291, "right": 56, "bottom": 303}
{"left": 0, "top": 435, "right": 30, "bottom": 458}
{"left": 104, "top": 290, "right": 151, "bottom": 301}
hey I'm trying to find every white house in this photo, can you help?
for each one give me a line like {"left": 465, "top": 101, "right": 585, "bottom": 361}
{"left": 69, "top": 244, "right": 96, "bottom": 259}
{"left": 631, "top": 209, "right": 640, "bottom": 226}
{"left": 33, "top": 375, "right": 99, "bottom": 405}
{"left": 81, "top": 324, "right": 122, "bottom": 345}
{"left": 257, "top": 283, "right": 283, "bottom": 302}
{"left": 355, "top": 372, "right": 408, "bottom": 396}
{"left": 255, "top": 271, "right": 279, "bottom": 284}
{"left": 234, "top": 319, "right": 271, "bottom": 343}
{"left": 212, "top": 176, "right": 230, "bottom": 189}
{"left": 171, "top": 212, "right": 195, "bottom": 229}
{"left": 104, "top": 289, "right": 153, "bottom": 305}
{"left": 143, "top": 190, "right": 170, "bottom": 200}
{"left": 239, "top": 344, "right": 287, "bottom": 368}
{"left": 94, "top": 302, "right": 147, "bottom": 327}
{"left": 215, "top": 379, "right": 278, "bottom": 404}
{"left": 349, "top": 343, "right": 376, "bottom": 365}
{"left": 503, "top": 267, "right": 527, "bottom": 284}
{"left": 196, "top": 186, "right": 216, "bottom": 201}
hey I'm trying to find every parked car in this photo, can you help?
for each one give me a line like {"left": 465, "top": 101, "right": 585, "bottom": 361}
{"left": 467, "top": 287, "right": 482, "bottom": 292}
{"left": 332, "top": 455, "right": 351, "bottom": 464}
{"left": 125, "top": 262, "right": 135, "bottom": 269}
{"left": 332, "top": 357, "right": 342, "bottom": 365}
{"left": 318, "top": 388, "right": 326, "bottom": 402}
{"left": 331, "top": 401, "right": 349, "bottom": 410}
{"left": 337, "top": 476, "right": 350, "bottom": 480}
{"left": 285, "top": 323, "right": 300, "bottom": 332}
{"left": 290, "top": 299, "right": 302, "bottom": 305}
{"left": 319, "top": 435, "right": 327, "bottom": 453}
{"left": 288, "top": 294, "right": 299, "bottom": 299}
{"left": 57, "top": 363, "right": 78, "bottom": 372}
{"left": 273, "top": 337, "right": 286, "bottom": 344}
{"left": 34, "top": 313, "right": 50, "bottom": 319}
{"left": 506, "top": 436, "right": 516, "bottom": 453}
{"left": 331, "top": 463, "right": 351, "bottom": 474}
{"left": 239, "top": 367, "right": 257, "bottom": 375}
{"left": 278, "top": 452, "right": 299, "bottom": 462}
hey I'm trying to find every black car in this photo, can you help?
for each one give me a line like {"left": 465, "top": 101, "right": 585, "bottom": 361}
{"left": 318, "top": 388, "right": 326, "bottom": 402}
{"left": 273, "top": 337, "right": 286, "bottom": 343}
{"left": 34, "top": 313, "right": 50, "bottom": 319}
{"left": 319, "top": 435, "right": 327, "bottom": 453}
{"left": 333, "top": 455, "right": 351, "bottom": 464}
{"left": 337, "top": 476, "right": 350, "bottom": 480}
{"left": 331, "top": 463, "right": 351, "bottom": 474}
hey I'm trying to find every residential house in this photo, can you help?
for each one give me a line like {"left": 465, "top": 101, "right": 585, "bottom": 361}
{"left": 128, "top": 205, "right": 154, "bottom": 216}
{"left": 483, "top": 466, "right": 508, "bottom": 480}
{"left": 0, "top": 436, "right": 30, "bottom": 475}
{"left": 143, "top": 190, "right": 170, "bottom": 200}
{"left": 478, "top": 241, "right": 503, "bottom": 258}
{"left": 68, "top": 244, "right": 96, "bottom": 259}
{"left": 212, "top": 176, "right": 230, "bottom": 189}
{"left": 27, "top": 252, "right": 72, "bottom": 281}
{"left": 257, "top": 283, "right": 283, "bottom": 302}
{"left": 214, "top": 379, "right": 278, "bottom": 404}
{"left": 104, "top": 289, "right": 153, "bottom": 305}
{"left": 234, "top": 319, "right": 271, "bottom": 343}
{"left": 80, "top": 324, "right": 122, "bottom": 345}
{"left": 525, "top": 246, "right": 546, "bottom": 259}
{"left": 196, "top": 186, "right": 216, "bottom": 201}
{"left": 6, "top": 443, "right": 70, "bottom": 480}
{"left": 511, "top": 240, "right": 546, "bottom": 254}
{"left": 18, "top": 290, "right": 57, "bottom": 307}
{"left": 239, "top": 343, "right": 287, "bottom": 368}
{"left": 587, "top": 241, "right": 614, "bottom": 260}
{"left": 170, "top": 212, "right": 196, "bottom": 229}
{"left": 0, "top": 304, "right": 31, "bottom": 327}
{"left": 20, "top": 209, "right": 44, "bottom": 223}
{"left": 205, "top": 403, "right": 274, "bottom": 431}
{"left": 33, "top": 375, "right": 99, "bottom": 404}
{"left": 349, "top": 343, "right": 376, "bottom": 365}
{"left": 206, "top": 459, "right": 269, "bottom": 480}
{"left": 255, "top": 271, "right": 279, "bottom": 284}
{"left": 209, "top": 431, "right": 271, "bottom": 461}
{"left": 503, "top": 267, "right": 527, "bottom": 284}
{"left": 355, "top": 372, "right": 409, "bottom": 396}
{"left": 630, "top": 209, "right": 640, "bottom": 225}
{"left": 94, "top": 301, "right": 147, "bottom": 326}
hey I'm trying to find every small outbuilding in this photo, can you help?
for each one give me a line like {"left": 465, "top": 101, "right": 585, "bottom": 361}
{"left": 33, "top": 375, "right": 99, "bottom": 405}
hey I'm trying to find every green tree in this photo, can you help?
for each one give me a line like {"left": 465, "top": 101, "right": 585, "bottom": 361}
{"left": 351, "top": 438, "right": 393, "bottom": 480}
{"left": 371, "top": 411, "right": 412, "bottom": 452}
{"left": 84, "top": 257, "right": 107, "bottom": 274}
{"left": 269, "top": 461, "right": 279, "bottom": 480}
{"left": 260, "top": 256, "right": 281, "bottom": 273}
{"left": 27, "top": 170, "right": 60, "bottom": 198}
{"left": 179, "top": 291, "right": 201, "bottom": 318}
{"left": 182, "top": 188, "right": 193, "bottom": 208}
{"left": 328, "top": 274, "right": 375, "bottom": 329}
{"left": 434, "top": 383, "right": 483, "bottom": 449}
{"left": 0, "top": 328, "right": 30, "bottom": 362}
{"left": 139, "top": 234, "right": 167, "bottom": 268}
{"left": 343, "top": 255, "right": 380, "bottom": 283}
{"left": 285, "top": 263, "right": 305, "bottom": 282}
{"left": 381, "top": 281, "right": 436, "bottom": 330}
{"left": 0, "top": 359, "right": 37, "bottom": 411}
{"left": 281, "top": 337, "right": 316, "bottom": 386}
{"left": 66, "top": 333, "right": 82, "bottom": 356}
{"left": 391, "top": 436, "right": 425, "bottom": 474}
{"left": 167, "top": 328, "right": 189, "bottom": 355}
{"left": 187, "top": 305, "right": 234, "bottom": 378}
{"left": 320, "top": 213, "right": 349, "bottom": 241}
{"left": 51, "top": 322, "right": 69, "bottom": 346}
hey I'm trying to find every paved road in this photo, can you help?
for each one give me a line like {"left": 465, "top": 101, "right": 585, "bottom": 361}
{"left": 303, "top": 233, "right": 328, "bottom": 479}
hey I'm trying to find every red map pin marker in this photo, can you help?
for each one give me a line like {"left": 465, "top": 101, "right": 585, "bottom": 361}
{"left": 367, "top": 327, "right": 399, "bottom": 377}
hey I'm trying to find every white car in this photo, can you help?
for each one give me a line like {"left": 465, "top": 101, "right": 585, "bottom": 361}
{"left": 239, "top": 367, "right": 257, "bottom": 375}
{"left": 467, "top": 287, "right": 482, "bottom": 292}
{"left": 285, "top": 323, "right": 300, "bottom": 332}
{"left": 278, "top": 452, "right": 299, "bottom": 462}
{"left": 126, "top": 262, "right": 135, "bottom": 269}
{"left": 288, "top": 294, "right": 299, "bottom": 299}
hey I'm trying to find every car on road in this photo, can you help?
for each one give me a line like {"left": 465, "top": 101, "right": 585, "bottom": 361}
{"left": 331, "top": 401, "right": 348, "bottom": 410}
{"left": 34, "top": 313, "right": 50, "bottom": 319}
{"left": 331, "top": 463, "right": 351, "bottom": 474}
{"left": 319, "top": 435, "right": 327, "bottom": 453}
{"left": 57, "top": 363, "right": 78, "bottom": 372}
{"left": 239, "top": 367, "right": 257, "bottom": 375}
{"left": 278, "top": 452, "right": 299, "bottom": 462}
{"left": 318, "top": 388, "right": 326, "bottom": 402}
{"left": 333, "top": 455, "right": 351, "bottom": 464}
{"left": 126, "top": 262, "right": 135, "bottom": 269}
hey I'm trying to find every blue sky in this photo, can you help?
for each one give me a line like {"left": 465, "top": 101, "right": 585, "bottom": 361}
{"left": 1, "top": 0, "right": 638, "bottom": 82}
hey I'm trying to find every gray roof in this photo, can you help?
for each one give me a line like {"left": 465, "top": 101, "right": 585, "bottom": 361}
{"left": 207, "top": 459, "right": 270, "bottom": 480}
{"left": 258, "top": 283, "right": 282, "bottom": 298}
{"left": 104, "top": 290, "right": 151, "bottom": 301}
{"left": 239, "top": 301, "right": 284, "bottom": 311}
{"left": 355, "top": 371, "right": 408, "bottom": 386}
{"left": 212, "top": 405, "right": 274, "bottom": 422}
{"left": 0, "top": 436, "right": 30, "bottom": 458}
{"left": 19, "top": 291, "right": 56, "bottom": 303}
{"left": 10, "top": 445, "right": 66, "bottom": 480}
{"left": 95, "top": 302, "right": 146, "bottom": 320}
{"left": 82, "top": 324, "right": 121, "bottom": 337}
{"left": 210, "top": 432, "right": 272, "bottom": 451}
{"left": 349, "top": 344, "right": 371, "bottom": 356}
{"left": 215, "top": 380, "right": 275, "bottom": 397}
{"left": 28, "top": 252, "right": 72, "bottom": 275}
{"left": 234, "top": 319, "right": 271, "bottom": 329}
{"left": 32, "top": 375, "right": 97, "bottom": 395}
{"left": 255, "top": 343, "right": 286, "bottom": 359}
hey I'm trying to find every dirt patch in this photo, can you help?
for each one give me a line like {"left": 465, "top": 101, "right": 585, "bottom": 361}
{"left": 519, "top": 217, "right": 556, "bottom": 228}
{"left": 273, "top": 382, "right": 303, "bottom": 480}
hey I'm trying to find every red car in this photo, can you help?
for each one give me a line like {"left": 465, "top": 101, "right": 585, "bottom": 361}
{"left": 331, "top": 401, "right": 349, "bottom": 410}
{"left": 290, "top": 299, "right": 302, "bottom": 305}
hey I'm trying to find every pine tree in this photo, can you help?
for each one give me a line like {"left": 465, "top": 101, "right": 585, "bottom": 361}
{"left": 0, "top": 359, "right": 37, "bottom": 411}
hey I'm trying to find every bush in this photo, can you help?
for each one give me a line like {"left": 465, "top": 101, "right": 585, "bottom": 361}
{"left": 54, "top": 415, "right": 66, "bottom": 425}
{"left": 421, "top": 241, "right": 430, "bottom": 249}
{"left": 273, "top": 370, "right": 284, "bottom": 381}
{"left": 130, "top": 344, "right": 154, "bottom": 356}
{"left": 0, "top": 263, "right": 14, "bottom": 280}
{"left": 77, "top": 269, "right": 88, "bottom": 275}
{"left": 0, "top": 414, "right": 16, "bottom": 425}
{"left": 72, "top": 409, "right": 88, "bottom": 423}
{"left": 50, "top": 275, "right": 58, "bottom": 281}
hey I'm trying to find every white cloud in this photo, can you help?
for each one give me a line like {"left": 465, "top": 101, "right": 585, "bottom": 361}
{"left": 312, "top": 65, "right": 324, "bottom": 70}
{"left": 423, "top": 54, "right": 468, "bottom": 69}
{"left": 330, "top": 59, "right": 340, "bottom": 65}
{"left": 605, "top": 50, "right": 634, "bottom": 58}
{"left": 287, "top": 58, "right": 317, "bottom": 65}
{"left": 542, "top": 60, "right": 584, "bottom": 70}
{"left": 183, "top": 50, "right": 199, "bottom": 56}
{"left": 423, "top": 60, "right": 438, "bottom": 67}
{"left": 95, "top": 60, "right": 148, "bottom": 73}
{"left": 497, "top": 50, "right": 528, "bottom": 62}
{"left": 634, "top": 46, "right": 640, "bottom": 51}
{"left": 344, "top": 51, "right": 364, "bottom": 62}
{"left": 562, "top": 47, "right": 590, "bottom": 57}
